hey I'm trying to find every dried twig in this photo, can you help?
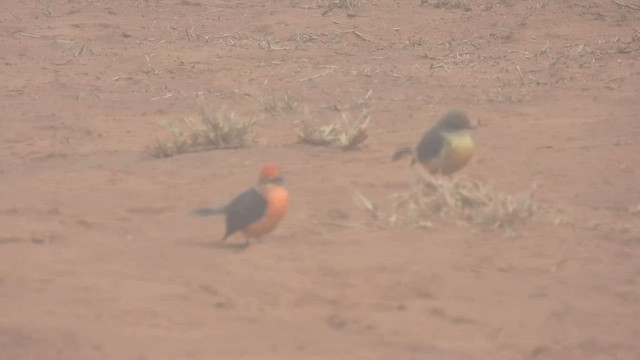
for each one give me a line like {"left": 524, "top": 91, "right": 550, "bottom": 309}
{"left": 151, "top": 93, "right": 173, "bottom": 101}
{"left": 75, "top": 42, "right": 86, "bottom": 57}
{"left": 515, "top": 65, "right": 525, "bottom": 85}
{"left": 17, "top": 32, "right": 41, "bottom": 38}
{"left": 299, "top": 67, "right": 337, "bottom": 81}
{"left": 340, "top": 29, "right": 375, "bottom": 42}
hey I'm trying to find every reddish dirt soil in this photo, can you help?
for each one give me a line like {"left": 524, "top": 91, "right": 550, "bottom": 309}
{"left": 1, "top": 0, "right": 640, "bottom": 359}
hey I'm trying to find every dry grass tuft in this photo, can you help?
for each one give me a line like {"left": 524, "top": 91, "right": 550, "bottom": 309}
{"left": 150, "top": 108, "right": 255, "bottom": 158}
{"left": 258, "top": 95, "right": 278, "bottom": 114}
{"left": 38, "top": 0, "right": 52, "bottom": 16}
{"left": 356, "top": 174, "right": 537, "bottom": 232}
{"left": 258, "top": 93, "right": 298, "bottom": 114}
{"left": 353, "top": 190, "right": 383, "bottom": 221}
{"left": 282, "top": 94, "right": 298, "bottom": 113}
{"left": 321, "top": 0, "right": 364, "bottom": 13}
{"left": 423, "top": 0, "right": 471, "bottom": 11}
{"left": 297, "top": 112, "right": 370, "bottom": 150}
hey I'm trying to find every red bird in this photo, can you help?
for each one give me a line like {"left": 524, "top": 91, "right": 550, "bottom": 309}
{"left": 192, "top": 164, "right": 289, "bottom": 244}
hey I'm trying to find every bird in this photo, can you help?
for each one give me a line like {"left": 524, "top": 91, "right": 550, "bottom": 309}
{"left": 392, "top": 110, "right": 475, "bottom": 176}
{"left": 191, "top": 164, "right": 289, "bottom": 244}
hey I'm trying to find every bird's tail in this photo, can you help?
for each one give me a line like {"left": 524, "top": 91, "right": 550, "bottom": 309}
{"left": 190, "top": 205, "right": 226, "bottom": 217}
{"left": 392, "top": 147, "right": 414, "bottom": 162}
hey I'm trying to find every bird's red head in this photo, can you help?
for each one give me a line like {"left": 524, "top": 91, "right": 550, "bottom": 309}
{"left": 258, "top": 164, "right": 284, "bottom": 184}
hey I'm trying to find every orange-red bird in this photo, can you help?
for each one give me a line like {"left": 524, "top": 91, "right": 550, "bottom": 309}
{"left": 191, "top": 164, "right": 289, "bottom": 244}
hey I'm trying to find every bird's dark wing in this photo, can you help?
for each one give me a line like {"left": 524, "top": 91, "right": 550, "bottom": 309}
{"left": 223, "top": 188, "right": 268, "bottom": 239}
{"left": 415, "top": 127, "right": 444, "bottom": 162}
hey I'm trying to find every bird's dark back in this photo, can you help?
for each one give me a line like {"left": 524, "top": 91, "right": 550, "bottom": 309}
{"left": 223, "top": 188, "right": 268, "bottom": 239}
{"left": 415, "top": 126, "right": 445, "bottom": 162}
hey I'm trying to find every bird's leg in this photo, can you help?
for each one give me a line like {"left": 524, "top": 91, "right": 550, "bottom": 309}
{"left": 415, "top": 168, "right": 438, "bottom": 190}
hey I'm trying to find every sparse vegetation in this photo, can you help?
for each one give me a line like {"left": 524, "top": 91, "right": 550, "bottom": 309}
{"left": 326, "top": 89, "right": 374, "bottom": 112}
{"left": 38, "top": 0, "right": 52, "bottom": 17}
{"left": 150, "top": 107, "right": 255, "bottom": 158}
{"left": 321, "top": 0, "right": 364, "bottom": 15}
{"left": 258, "top": 95, "right": 278, "bottom": 114}
{"left": 354, "top": 174, "right": 537, "bottom": 232}
{"left": 258, "top": 93, "right": 298, "bottom": 114}
{"left": 297, "top": 112, "right": 370, "bottom": 151}
{"left": 291, "top": 29, "right": 319, "bottom": 44}
{"left": 282, "top": 94, "right": 298, "bottom": 113}
{"left": 423, "top": 0, "right": 471, "bottom": 11}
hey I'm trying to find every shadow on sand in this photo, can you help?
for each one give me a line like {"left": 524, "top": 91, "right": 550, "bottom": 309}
{"left": 185, "top": 240, "right": 252, "bottom": 252}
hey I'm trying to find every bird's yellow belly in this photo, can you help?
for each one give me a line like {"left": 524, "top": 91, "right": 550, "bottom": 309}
{"left": 426, "top": 132, "right": 475, "bottom": 175}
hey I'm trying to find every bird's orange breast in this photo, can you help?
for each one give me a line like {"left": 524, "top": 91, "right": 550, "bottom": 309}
{"left": 241, "top": 185, "right": 289, "bottom": 238}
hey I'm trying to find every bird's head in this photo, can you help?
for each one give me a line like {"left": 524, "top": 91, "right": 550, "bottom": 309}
{"left": 258, "top": 164, "right": 284, "bottom": 185}
{"left": 438, "top": 110, "right": 475, "bottom": 132}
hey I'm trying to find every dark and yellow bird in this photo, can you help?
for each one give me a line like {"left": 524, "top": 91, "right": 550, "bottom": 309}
{"left": 392, "top": 110, "right": 475, "bottom": 175}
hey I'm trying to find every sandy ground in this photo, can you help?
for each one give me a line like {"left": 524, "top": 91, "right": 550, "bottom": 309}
{"left": 1, "top": 0, "right": 640, "bottom": 359}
